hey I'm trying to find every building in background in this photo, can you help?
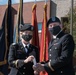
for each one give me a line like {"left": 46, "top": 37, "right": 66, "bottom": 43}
{"left": 0, "top": 0, "right": 76, "bottom": 44}
{"left": 0, "top": 0, "right": 76, "bottom": 45}
{"left": 51, "top": 0, "right": 76, "bottom": 18}
{"left": 0, "top": 0, "right": 76, "bottom": 31}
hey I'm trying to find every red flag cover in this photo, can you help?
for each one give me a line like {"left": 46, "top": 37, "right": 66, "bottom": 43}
{"left": 40, "top": 4, "right": 50, "bottom": 75}
{"left": 31, "top": 4, "right": 39, "bottom": 48}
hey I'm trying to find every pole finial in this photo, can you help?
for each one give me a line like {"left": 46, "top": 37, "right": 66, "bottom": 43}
{"left": 34, "top": 0, "right": 36, "bottom": 4}
{"left": 45, "top": 0, "right": 47, "bottom": 4}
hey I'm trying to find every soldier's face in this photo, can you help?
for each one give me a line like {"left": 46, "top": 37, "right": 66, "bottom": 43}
{"left": 48, "top": 22, "right": 61, "bottom": 29}
{"left": 48, "top": 22, "right": 62, "bottom": 36}
{"left": 22, "top": 31, "right": 33, "bottom": 35}
{"left": 20, "top": 31, "right": 33, "bottom": 37}
{"left": 20, "top": 31, "right": 33, "bottom": 42}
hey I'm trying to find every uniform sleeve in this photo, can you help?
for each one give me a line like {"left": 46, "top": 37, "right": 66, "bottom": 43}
{"left": 35, "top": 47, "right": 39, "bottom": 63}
{"left": 8, "top": 43, "right": 24, "bottom": 68}
{"left": 44, "top": 34, "right": 75, "bottom": 71}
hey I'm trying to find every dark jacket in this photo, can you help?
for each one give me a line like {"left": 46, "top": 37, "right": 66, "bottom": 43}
{"left": 44, "top": 31, "right": 75, "bottom": 75}
{"left": 8, "top": 42, "right": 39, "bottom": 75}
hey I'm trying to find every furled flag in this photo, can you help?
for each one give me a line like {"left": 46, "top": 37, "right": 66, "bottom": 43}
{"left": 0, "top": 0, "right": 13, "bottom": 74}
{"left": 13, "top": 0, "right": 24, "bottom": 43}
{"left": 31, "top": 4, "right": 40, "bottom": 62}
{"left": 31, "top": 4, "right": 39, "bottom": 48}
{"left": 40, "top": 3, "right": 51, "bottom": 75}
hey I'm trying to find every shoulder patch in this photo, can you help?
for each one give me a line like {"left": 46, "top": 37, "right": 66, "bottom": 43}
{"left": 10, "top": 43, "right": 19, "bottom": 49}
{"left": 30, "top": 44, "right": 38, "bottom": 49}
{"left": 11, "top": 43, "right": 17, "bottom": 46}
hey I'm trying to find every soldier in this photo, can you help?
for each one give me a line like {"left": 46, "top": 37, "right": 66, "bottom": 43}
{"left": 8, "top": 24, "right": 39, "bottom": 75}
{"left": 33, "top": 16, "right": 75, "bottom": 75}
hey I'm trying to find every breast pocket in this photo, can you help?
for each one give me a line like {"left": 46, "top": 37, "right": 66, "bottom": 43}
{"left": 53, "top": 43, "right": 62, "bottom": 56}
{"left": 29, "top": 49, "right": 36, "bottom": 58}
{"left": 56, "top": 70, "right": 64, "bottom": 75}
{"left": 16, "top": 50, "right": 25, "bottom": 59}
{"left": 54, "top": 43, "right": 60, "bottom": 49}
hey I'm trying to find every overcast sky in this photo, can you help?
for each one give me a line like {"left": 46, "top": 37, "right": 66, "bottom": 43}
{"left": 0, "top": 0, "right": 47, "bottom": 5}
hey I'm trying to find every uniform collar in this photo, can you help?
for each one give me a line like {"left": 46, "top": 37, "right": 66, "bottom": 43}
{"left": 22, "top": 42, "right": 30, "bottom": 48}
{"left": 53, "top": 30, "right": 62, "bottom": 39}
{"left": 57, "top": 31, "right": 65, "bottom": 39}
{"left": 53, "top": 30, "right": 64, "bottom": 39}
{"left": 53, "top": 35, "right": 56, "bottom": 39}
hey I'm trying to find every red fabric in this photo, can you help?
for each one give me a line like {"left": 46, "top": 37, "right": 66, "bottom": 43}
{"left": 40, "top": 4, "right": 51, "bottom": 75}
{"left": 31, "top": 4, "right": 39, "bottom": 48}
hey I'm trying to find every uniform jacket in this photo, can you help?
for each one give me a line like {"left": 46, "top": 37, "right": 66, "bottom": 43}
{"left": 44, "top": 31, "right": 75, "bottom": 75}
{"left": 8, "top": 42, "right": 39, "bottom": 75}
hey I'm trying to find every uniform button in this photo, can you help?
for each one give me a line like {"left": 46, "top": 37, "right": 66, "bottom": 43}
{"left": 49, "top": 54, "right": 51, "bottom": 56}
{"left": 24, "top": 67, "right": 26, "bottom": 69}
{"left": 49, "top": 60, "right": 51, "bottom": 62}
{"left": 61, "top": 71, "right": 63, "bottom": 73}
{"left": 55, "top": 47, "right": 57, "bottom": 49}
{"left": 23, "top": 72, "right": 25, "bottom": 74}
{"left": 50, "top": 49, "right": 51, "bottom": 51}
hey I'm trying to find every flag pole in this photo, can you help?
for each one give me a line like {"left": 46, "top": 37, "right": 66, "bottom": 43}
{"left": 45, "top": 0, "right": 47, "bottom": 4}
{"left": 70, "top": 0, "right": 73, "bottom": 35}
{"left": 34, "top": 0, "right": 36, "bottom": 4}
